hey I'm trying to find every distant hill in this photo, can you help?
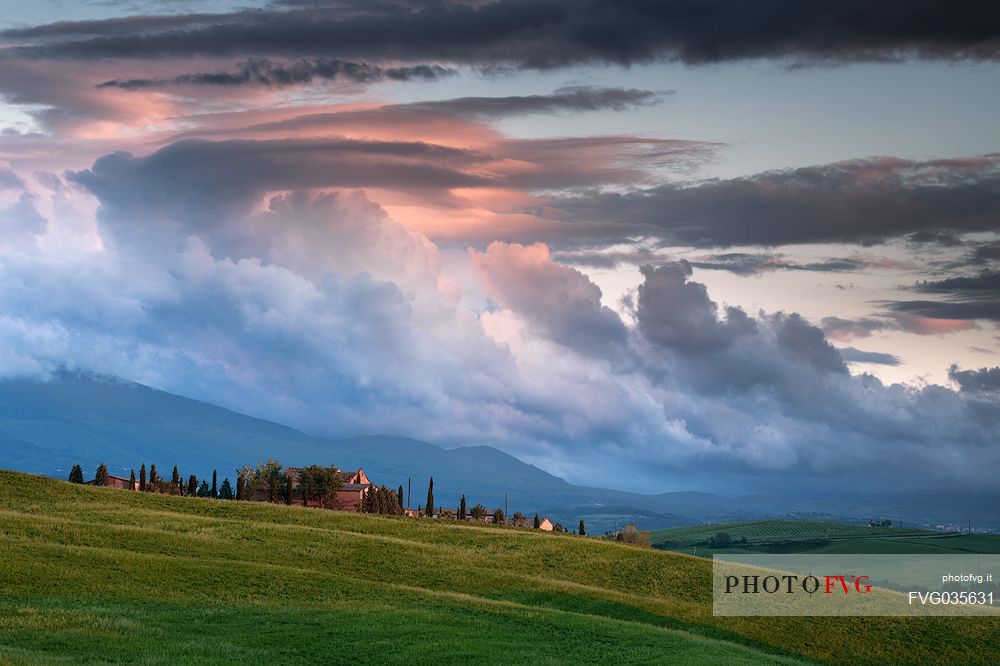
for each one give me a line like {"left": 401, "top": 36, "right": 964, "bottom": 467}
{"left": 2, "top": 374, "right": 998, "bottom": 532}
{"left": 650, "top": 519, "right": 1000, "bottom": 557}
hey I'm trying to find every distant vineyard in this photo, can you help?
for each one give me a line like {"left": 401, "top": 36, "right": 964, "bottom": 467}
{"left": 650, "top": 519, "right": 942, "bottom": 547}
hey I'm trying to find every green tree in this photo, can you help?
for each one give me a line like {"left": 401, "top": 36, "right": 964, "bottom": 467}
{"left": 211, "top": 469, "right": 218, "bottom": 498}
{"left": 95, "top": 463, "right": 109, "bottom": 486}
{"left": 171, "top": 465, "right": 181, "bottom": 488}
{"left": 197, "top": 480, "right": 211, "bottom": 497}
{"left": 459, "top": 495, "right": 467, "bottom": 520}
{"left": 284, "top": 474, "right": 293, "bottom": 504}
{"left": 425, "top": 477, "right": 434, "bottom": 517}
{"left": 708, "top": 532, "right": 732, "bottom": 548}
{"left": 579, "top": 519, "right": 586, "bottom": 536}
{"left": 68, "top": 465, "right": 84, "bottom": 484}
{"left": 616, "top": 524, "right": 651, "bottom": 548}
{"left": 149, "top": 464, "right": 159, "bottom": 488}
{"left": 139, "top": 463, "right": 147, "bottom": 492}
{"left": 187, "top": 474, "right": 198, "bottom": 496}
{"left": 236, "top": 475, "right": 245, "bottom": 500}
{"left": 470, "top": 503, "right": 487, "bottom": 521}
{"left": 397, "top": 485, "right": 404, "bottom": 508}
{"left": 533, "top": 514, "right": 540, "bottom": 529}
{"left": 219, "top": 478, "right": 234, "bottom": 500}
{"left": 492, "top": 508, "right": 504, "bottom": 525}
{"left": 298, "top": 465, "right": 342, "bottom": 508}
{"left": 513, "top": 511, "right": 526, "bottom": 527}
{"left": 129, "top": 469, "right": 136, "bottom": 490}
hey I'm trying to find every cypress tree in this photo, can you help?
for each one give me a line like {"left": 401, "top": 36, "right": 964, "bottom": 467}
{"left": 187, "top": 474, "right": 198, "bottom": 496}
{"left": 171, "top": 465, "right": 181, "bottom": 487}
{"left": 197, "top": 480, "right": 210, "bottom": 497}
{"left": 425, "top": 477, "right": 434, "bottom": 517}
{"left": 95, "top": 463, "right": 109, "bottom": 486}
{"left": 397, "top": 485, "right": 404, "bottom": 508}
{"left": 459, "top": 495, "right": 467, "bottom": 520}
{"left": 129, "top": 469, "right": 136, "bottom": 490}
{"left": 219, "top": 478, "right": 234, "bottom": 500}
{"left": 579, "top": 520, "right": 586, "bottom": 536}
{"left": 284, "top": 476, "right": 292, "bottom": 505}
{"left": 236, "top": 475, "right": 245, "bottom": 500}
{"left": 211, "top": 470, "right": 218, "bottom": 498}
{"left": 533, "top": 514, "right": 540, "bottom": 529}
{"left": 139, "top": 463, "right": 147, "bottom": 492}
{"left": 68, "top": 465, "right": 84, "bottom": 484}
{"left": 149, "top": 464, "right": 159, "bottom": 487}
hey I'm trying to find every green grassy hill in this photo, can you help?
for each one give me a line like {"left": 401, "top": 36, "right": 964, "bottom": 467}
{"left": 1, "top": 472, "right": 997, "bottom": 665}
{"left": 650, "top": 519, "right": 1000, "bottom": 557}
{"left": 652, "top": 520, "right": 943, "bottom": 546}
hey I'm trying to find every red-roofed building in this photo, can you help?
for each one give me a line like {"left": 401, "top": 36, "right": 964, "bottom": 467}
{"left": 281, "top": 467, "right": 374, "bottom": 511}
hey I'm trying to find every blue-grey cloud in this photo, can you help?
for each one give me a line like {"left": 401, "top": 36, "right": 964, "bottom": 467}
{"left": 838, "top": 347, "right": 901, "bottom": 366}
{"left": 545, "top": 155, "right": 1000, "bottom": 248}
{"left": 6, "top": 1, "right": 1000, "bottom": 67}
{"left": 949, "top": 364, "right": 1000, "bottom": 393}
{"left": 886, "top": 270, "right": 1000, "bottom": 322}
{"left": 97, "top": 57, "right": 455, "bottom": 89}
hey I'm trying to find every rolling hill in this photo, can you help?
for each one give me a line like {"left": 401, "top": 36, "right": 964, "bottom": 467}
{"left": 651, "top": 519, "right": 1000, "bottom": 557}
{"left": 2, "top": 472, "right": 999, "bottom": 664}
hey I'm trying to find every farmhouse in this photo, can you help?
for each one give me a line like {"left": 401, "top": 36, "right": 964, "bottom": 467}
{"left": 282, "top": 467, "right": 374, "bottom": 512}
{"left": 87, "top": 475, "right": 139, "bottom": 491}
{"left": 537, "top": 518, "right": 554, "bottom": 531}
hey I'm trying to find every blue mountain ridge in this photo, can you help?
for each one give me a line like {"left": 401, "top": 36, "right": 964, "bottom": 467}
{"left": 1, "top": 374, "right": 996, "bottom": 532}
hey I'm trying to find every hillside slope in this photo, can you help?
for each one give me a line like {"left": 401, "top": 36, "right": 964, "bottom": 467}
{"left": 1, "top": 472, "right": 998, "bottom": 665}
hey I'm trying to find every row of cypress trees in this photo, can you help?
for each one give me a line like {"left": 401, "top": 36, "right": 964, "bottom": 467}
{"left": 69, "top": 463, "right": 233, "bottom": 499}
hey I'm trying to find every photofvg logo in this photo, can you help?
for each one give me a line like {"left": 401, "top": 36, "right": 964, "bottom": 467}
{"left": 713, "top": 554, "right": 1000, "bottom": 617}
{"left": 724, "top": 573, "right": 871, "bottom": 595}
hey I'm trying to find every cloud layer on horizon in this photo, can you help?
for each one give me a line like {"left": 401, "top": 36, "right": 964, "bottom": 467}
{"left": 0, "top": 145, "right": 998, "bottom": 495}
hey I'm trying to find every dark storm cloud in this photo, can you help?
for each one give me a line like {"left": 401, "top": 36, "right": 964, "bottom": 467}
{"left": 97, "top": 58, "right": 455, "bottom": 89}
{"left": 885, "top": 270, "right": 1000, "bottom": 322}
{"left": 838, "top": 347, "right": 901, "bottom": 366}
{"left": 949, "top": 364, "right": 1000, "bottom": 393}
{"left": 546, "top": 156, "right": 1000, "bottom": 247}
{"left": 634, "top": 261, "right": 757, "bottom": 353}
{"left": 686, "top": 252, "right": 869, "bottom": 275}
{"left": 6, "top": 1, "right": 1000, "bottom": 67}
{"left": 68, "top": 137, "right": 492, "bottom": 229}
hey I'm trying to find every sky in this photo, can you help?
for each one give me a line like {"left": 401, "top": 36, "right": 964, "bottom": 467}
{"left": 0, "top": 0, "right": 998, "bottom": 496}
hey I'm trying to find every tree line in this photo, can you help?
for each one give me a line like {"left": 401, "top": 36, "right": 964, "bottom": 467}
{"left": 70, "top": 463, "right": 587, "bottom": 535}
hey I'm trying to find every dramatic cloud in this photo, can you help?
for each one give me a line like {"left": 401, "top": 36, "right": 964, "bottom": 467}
{"left": 886, "top": 270, "right": 1000, "bottom": 322}
{"left": 97, "top": 58, "right": 455, "bottom": 89}
{"left": 546, "top": 155, "right": 1000, "bottom": 248}
{"left": 470, "top": 241, "right": 627, "bottom": 357}
{"left": 949, "top": 364, "right": 1000, "bottom": 394}
{"left": 633, "top": 261, "right": 756, "bottom": 352}
{"left": 6, "top": 1, "right": 1000, "bottom": 67}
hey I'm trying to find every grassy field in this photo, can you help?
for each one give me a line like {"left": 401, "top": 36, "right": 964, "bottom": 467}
{"left": 1, "top": 472, "right": 998, "bottom": 665}
{"left": 650, "top": 519, "right": 1000, "bottom": 557}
